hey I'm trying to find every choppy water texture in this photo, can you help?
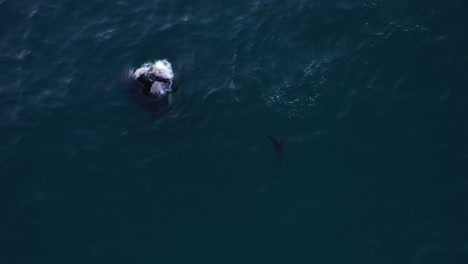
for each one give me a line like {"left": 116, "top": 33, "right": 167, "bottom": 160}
{"left": 1, "top": 0, "right": 468, "bottom": 263}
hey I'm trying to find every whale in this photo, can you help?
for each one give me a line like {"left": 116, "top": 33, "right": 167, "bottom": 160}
{"left": 267, "top": 136, "right": 284, "bottom": 163}
{"left": 126, "top": 59, "right": 177, "bottom": 115}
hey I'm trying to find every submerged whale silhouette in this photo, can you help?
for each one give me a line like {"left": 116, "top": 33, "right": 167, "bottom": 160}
{"left": 267, "top": 136, "right": 284, "bottom": 163}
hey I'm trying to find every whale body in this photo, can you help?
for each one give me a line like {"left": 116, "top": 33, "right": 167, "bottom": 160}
{"left": 127, "top": 59, "right": 176, "bottom": 114}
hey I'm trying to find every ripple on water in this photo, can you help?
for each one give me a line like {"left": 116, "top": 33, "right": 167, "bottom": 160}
{"left": 254, "top": 57, "right": 331, "bottom": 119}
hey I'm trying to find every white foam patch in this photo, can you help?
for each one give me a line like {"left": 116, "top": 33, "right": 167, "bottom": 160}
{"left": 133, "top": 59, "right": 174, "bottom": 80}
{"left": 133, "top": 59, "right": 174, "bottom": 95}
{"left": 150, "top": 82, "right": 167, "bottom": 95}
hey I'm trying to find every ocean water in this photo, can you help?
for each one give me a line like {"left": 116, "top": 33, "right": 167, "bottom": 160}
{"left": 1, "top": 0, "right": 468, "bottom": 263}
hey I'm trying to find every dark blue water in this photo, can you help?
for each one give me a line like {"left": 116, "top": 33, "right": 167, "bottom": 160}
{"left": 1, "top": 0, "right": 468, "bottom": 263}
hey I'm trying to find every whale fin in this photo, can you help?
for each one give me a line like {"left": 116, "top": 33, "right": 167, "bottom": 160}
{"left": 266, "top": 136, "right": 284, "bottom": 163}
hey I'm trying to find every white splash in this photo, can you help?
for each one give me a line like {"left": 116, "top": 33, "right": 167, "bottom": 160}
{"left": 133, "top": 59, "right": 174, "bottom": 80}
{"left": 150, "top": 82, "right": 167, "bottom": 95}
{"left": 133, "top": 59, "right": 174, "bottom": 95}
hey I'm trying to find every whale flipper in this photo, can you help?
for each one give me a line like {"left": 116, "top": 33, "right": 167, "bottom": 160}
{"left": 267, "top": 136, "right": 284, "bottom": 163}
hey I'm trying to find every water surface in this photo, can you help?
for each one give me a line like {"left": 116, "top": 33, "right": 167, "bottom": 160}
{"left": 1, "top": 0, "right": 468, "bottom": 263}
